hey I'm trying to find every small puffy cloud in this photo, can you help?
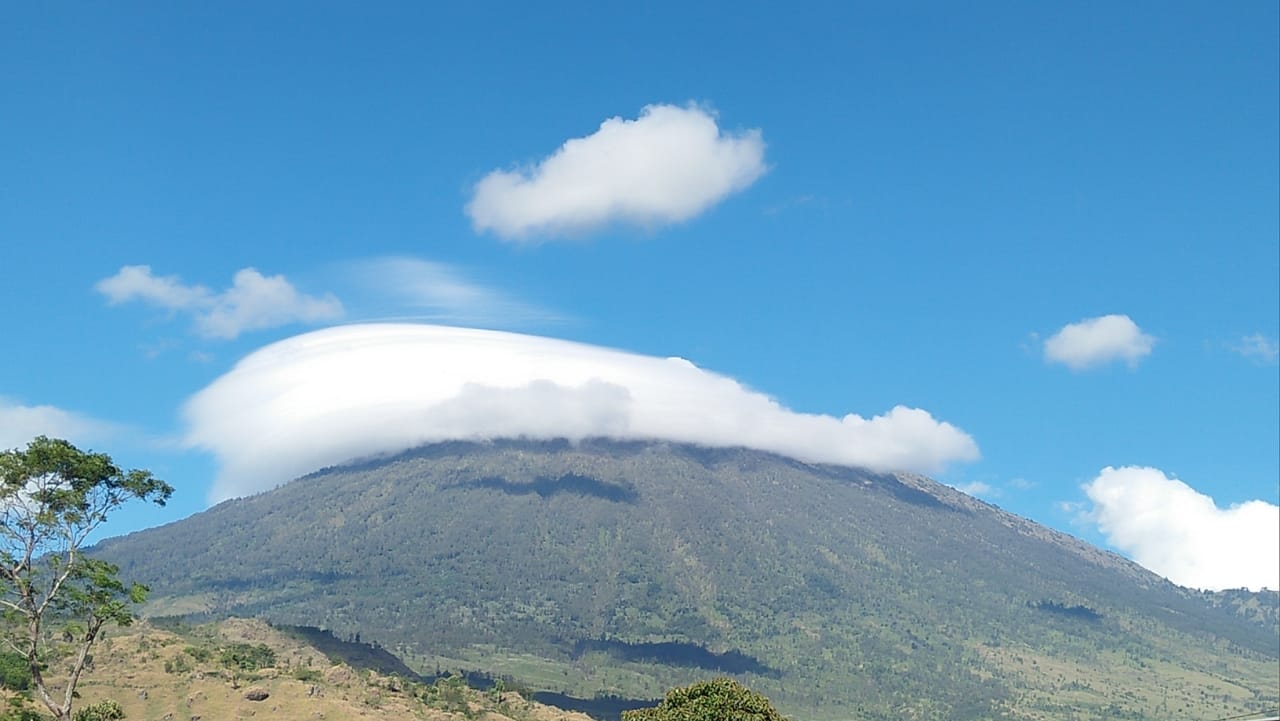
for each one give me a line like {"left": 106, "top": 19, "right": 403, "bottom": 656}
{"left": 0, "top": 397, "right": 119, "bottom": 450}
{"left": 466, "top": 103, "right": 767, "bottom": 240}
{"left": 1081, "top": 466, "right": 1279, "bottom": 591}
{"left": 184, "top": 324, "right": 979, "bottom": 502}
{"left": 194, "top": 268, "right": 344, "bottom": 339}
{"left": 955, "top": 480, "right": 995, "bottom": 497}
{"left": 95, "top": 265, "right": 209, "bottom": 310}
{"left": 1043, "top": 314, "right": 1155, "bottom": 370}
{"left": 96, "top": 265, "right": 343, "bottom": 340}
{"left": 344, "top": 257, "right": 562, "bottom": 327}
{"left": 1231, "top": 333, "right": 1279, "bottom": 365}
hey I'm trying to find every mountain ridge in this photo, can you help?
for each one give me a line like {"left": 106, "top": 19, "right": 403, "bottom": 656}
{"left": 93, "top": 438, "right": 1280, "bottom": 720}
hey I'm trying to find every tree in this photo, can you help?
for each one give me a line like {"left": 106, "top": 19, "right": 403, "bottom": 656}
{"left": 622, "top": 678, "right": 787, "bottom": 721}
{"left": 0, "top": 436, "right": 172, "bottom": 721}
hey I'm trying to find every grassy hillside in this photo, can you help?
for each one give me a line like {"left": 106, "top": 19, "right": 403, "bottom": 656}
{"left": 93, "top": 439, "right": 1280, "bottom": 720}
{"left": 14, "top": 617, "right": 596, "bottom": 721}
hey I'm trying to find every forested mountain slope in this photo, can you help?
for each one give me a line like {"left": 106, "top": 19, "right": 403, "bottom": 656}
{"left": 94, "top": 439, "right": 1280, "bottom": 720}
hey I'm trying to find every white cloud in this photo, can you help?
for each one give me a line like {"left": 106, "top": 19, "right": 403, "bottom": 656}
{"left": 466, "top": 103, "right": 767, "bottom": 240}
{"left": 1043, "top": 314, "right": 1155, "bottom": 370}
{"left": 183, "top": 324, "right": 980, "bottom": 502}
{"left": 96, "top": 265, "right": 209, "bottom": 310}
{"left": 0, "top": 397, "right": 119, "bottom": 451}
{"left": 1231, "top": 333, "right": 1279, "bottom": 365}
{"left": 194, "top": 268, "right": 344, "bottom": 339}
{"left": 955, "top": 480, "right": 995, "bottom": 497}
{"left": 96, "top": 265, "right": 343, "bottom": 340}
{"left": 344, "top": 257, "right": 561, "bottom": 327}
{"left": 1081, "top": 465, "right": 1279, "bottom": 591}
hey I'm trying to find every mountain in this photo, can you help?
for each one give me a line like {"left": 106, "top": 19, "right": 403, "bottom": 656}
{"left": 93, "top": 439, "right": 1280, "bottom": 720}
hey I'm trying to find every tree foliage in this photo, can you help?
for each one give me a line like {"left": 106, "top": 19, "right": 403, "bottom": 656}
{"left": 0, "top": 651, "right": 32, "bottom": 691}
{"left": 0, "top": 436, "right": 171, "bottom": 721}
{"left": 218, "top": 642, "right": 276, "bottom": 672}
{"left": 623, "top": 678, "right": 786, "bottom": 721}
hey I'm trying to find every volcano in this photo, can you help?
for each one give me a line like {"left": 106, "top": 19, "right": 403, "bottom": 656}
{"left": 95, "top": 439, "right": 1279, "bottom": 720}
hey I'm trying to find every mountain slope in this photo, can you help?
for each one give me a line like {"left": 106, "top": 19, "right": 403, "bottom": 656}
{"left": 49, "top": 617, "right": 595, "bottom": 721}
{"left": 94, "top": 439, "right": 1280, "bottom": 720}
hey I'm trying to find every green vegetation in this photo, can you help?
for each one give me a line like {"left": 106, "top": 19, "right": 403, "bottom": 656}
{"left": 71, "top": 700, "right": 124, "bottom": 721}
{"left": 218, "top": 642, "right": 276, "bottom": 672}
{"left": 0, "top": 653, "right": 32, "bottom": 692}
{"left": 624, "top": 678, "right": 785, "bottom": 721}
{"left": 92, "top": 439, "right": 1280, "bottom": 720}
{"left": 0, "top": 697, "right": 44, "bottom": 721}
{"left": 0, "top": 437, "right": 172, "bottom": 721}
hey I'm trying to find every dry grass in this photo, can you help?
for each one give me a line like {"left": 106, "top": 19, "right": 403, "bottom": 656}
{"left": 30, "top": 618, "right": 596, "bottom": 721}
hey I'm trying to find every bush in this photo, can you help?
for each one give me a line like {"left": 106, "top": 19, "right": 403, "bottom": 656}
{"left": 73, "top": 699, "right": 126, "bottom": 721}
{"left": 0, "top": 696, "right": 43, "bottom": 721}
{"left": 0, "top": 652, "right": 32, "bottom": 691}
{"left": 218, "top": 643, "right": 277, "bottom": 672}
{"left": 164, "top": 654, "right": 193, "bottom": 674}
{"left": 622, "top": 678, "right": 786, "bottom": 721}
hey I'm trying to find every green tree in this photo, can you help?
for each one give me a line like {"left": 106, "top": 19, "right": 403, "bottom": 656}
{"left": 0, "top": 436, "right": 172, "bottom": 721}
{"left": 218, "top": 642, "right": 276, "bottom": 672}
{"left": 622, "top": 678, "right": 787, "bottom": 721}
{"left": 0, "top": 650, "right": 32, "bottom": 690}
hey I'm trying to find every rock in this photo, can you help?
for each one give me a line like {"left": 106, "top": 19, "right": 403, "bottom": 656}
{"left": 244, "top": 688, "right": 270, "bottom": 702}
{"left": 323, "top": 665, "right": 353, "bottom": 684}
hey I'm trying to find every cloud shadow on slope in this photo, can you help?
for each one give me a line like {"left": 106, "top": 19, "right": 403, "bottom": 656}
{"left": 451, "top": 473, "right": 640, "bottom": 504}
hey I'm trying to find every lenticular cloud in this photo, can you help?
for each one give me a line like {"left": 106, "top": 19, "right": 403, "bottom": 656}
{"left": 185, "top": 324, "right": 979, "bottom": 502}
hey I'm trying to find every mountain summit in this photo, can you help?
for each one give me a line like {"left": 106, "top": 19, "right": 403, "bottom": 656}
{"left": 95, "top": 439, "right": 1279, "bottom": 720}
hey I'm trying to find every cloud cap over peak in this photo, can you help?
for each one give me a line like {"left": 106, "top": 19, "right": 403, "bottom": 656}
{"left": 184, "top": 323, "right": 978, "bottom": 502}
{"left": 466, "top": 103, "right": 767, "bottom": 240}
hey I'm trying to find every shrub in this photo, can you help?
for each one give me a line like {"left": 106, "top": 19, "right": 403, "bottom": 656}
{"left": 0, "top": 652, "right": 32, "bottom": 691}
{"left": 73, "top": 700, "right": 126, "bottom": 721}
{"left": 218, "top": 643, "right": 277, "bottom": 672}
{"left": 164, "top": 654, "right": 193, "bottom": 674}
{"left": 622, "top": 678, "right": 786, "bottom": 721}
{"left": 0, "top": 696, "right": 43, "bottom": 721}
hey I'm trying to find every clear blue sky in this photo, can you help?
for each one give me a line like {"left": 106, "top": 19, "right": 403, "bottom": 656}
{"left": 3, "top": 2, "right": 1277, "bottom": 589}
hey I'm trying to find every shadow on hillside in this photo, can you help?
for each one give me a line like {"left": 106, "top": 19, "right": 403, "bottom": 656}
{"left": 1030, "top": 600, "right": 1103, "bottom": 622}
{"left": 530, "top": 691, "right": 657, "bottom": 721}
{"left": 274, "top": 624, "right": 424, "bottom": 679}
{"left": 452, "top": 473, "right": 640, "bottom": 504}
{"left": 814, "top": 465, "right": 963, "bottom": 512}
{"left": 573, "top": 638, "right": 779, "bottom": 677}
{"left": 276, "top": 623, "right": 660, "bottom": 721}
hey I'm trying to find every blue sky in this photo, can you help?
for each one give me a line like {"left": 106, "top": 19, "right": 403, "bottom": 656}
{"left": 3, "top": 3, "right": 1277, "bottom": 590}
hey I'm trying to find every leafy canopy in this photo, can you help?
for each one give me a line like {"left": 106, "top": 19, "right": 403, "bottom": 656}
{"left": 0, "top": 436, "right": 172, "bottom": 721}
{"left": 622, "top": 678, "right": 787, "bottom": 721}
